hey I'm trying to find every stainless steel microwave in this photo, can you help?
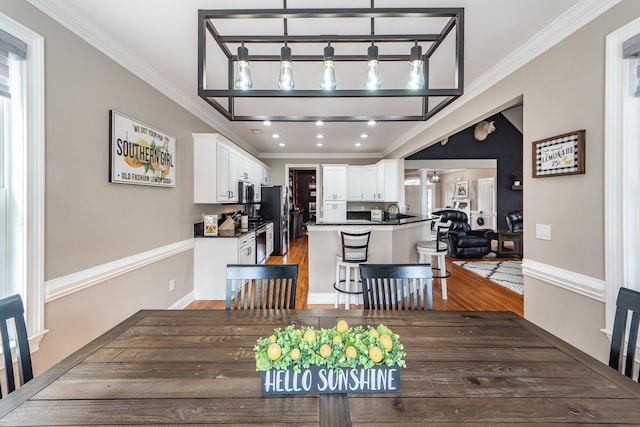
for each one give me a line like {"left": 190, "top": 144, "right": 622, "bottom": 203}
{"left": 238, "top": 181, "right": 255, "bottom": 204}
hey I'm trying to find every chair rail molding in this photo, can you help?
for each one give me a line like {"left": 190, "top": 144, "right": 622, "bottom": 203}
{"left": 45, "top": 239, "right": 195, "bottom": 302}
{"left": 522, "top": 259, "right": 605, "bottom": 302}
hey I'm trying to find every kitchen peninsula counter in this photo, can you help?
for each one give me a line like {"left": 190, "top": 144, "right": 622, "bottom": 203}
{"left": 306, "top": 215, "right": 433, "bottom": 305}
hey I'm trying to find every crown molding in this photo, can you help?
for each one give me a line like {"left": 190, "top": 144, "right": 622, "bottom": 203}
{"left": 258, "top": 151, "right": 382, "bottom": 159}
{"left": 25, "top": 0, "right": 252, "bottom": 152}
{"left": 384, "top": 0, "right": 623, "bottom": 157}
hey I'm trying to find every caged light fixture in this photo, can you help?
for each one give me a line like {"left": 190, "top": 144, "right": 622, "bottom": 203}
{"left": 197, "top": 3, "right": 464, "bottom": 122}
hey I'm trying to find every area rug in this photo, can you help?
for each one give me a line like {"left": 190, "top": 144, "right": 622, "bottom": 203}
{"left": 452, "top": 260, "right": 523, "bottom": 295}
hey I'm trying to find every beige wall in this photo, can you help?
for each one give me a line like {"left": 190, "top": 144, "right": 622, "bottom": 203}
{"left": 1, "top": 0, "right": 218, "bottom": 372}
{"left": 388, "top": 0, "right": 640, "bottom": 359}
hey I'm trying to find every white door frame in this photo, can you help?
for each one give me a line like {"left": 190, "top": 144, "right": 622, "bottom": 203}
{"left": 477, "top": 177, "right": 496, "bottom": 230}
{"left": 604, "top": 16, "right": 640, "bottom": 335}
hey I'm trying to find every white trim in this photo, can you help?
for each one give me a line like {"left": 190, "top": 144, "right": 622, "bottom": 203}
{"left": 522, "top": 259, "right": 605, "bottom": 302}
{"left": 45, "top": 239, "right": 195, "bottom": 302}
{"left": 604, "top": 16, "right": 640, "bottom": 334}
{"left": 169, "top": 291, "right": 195, "bottom": 310}
{"left": 0, "top": 12, "right": 46, "bottom": 339}
{"left": 260, "top": 152, "right": 382, "bottom": 159}
{"left": 385, "top": 0, "right": 622, "bottom": 157}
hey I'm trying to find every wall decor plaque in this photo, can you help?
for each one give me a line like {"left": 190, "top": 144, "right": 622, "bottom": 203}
{"left": 532, "top": 130, "right": 585, "bottom": 178}
{"left": 109, "top": 110, "right": 176, "bottom": 187}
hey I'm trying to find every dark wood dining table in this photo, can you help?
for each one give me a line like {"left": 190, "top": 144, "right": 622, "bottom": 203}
{"left": 1, "top": 309, "right": 639, "bottom": 426}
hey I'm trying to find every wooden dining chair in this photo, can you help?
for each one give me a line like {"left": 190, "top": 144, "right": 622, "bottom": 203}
{"left": 226, "top": 264, "right": 298, "bottom": 309}
{"left": 609, "top": 286, "right": 640, "bottom": 381}
{"left": 360, "top": 264, "right": 433, "bottom": 310}
{"left": 0, "top": 294, "right": 33, "bottom": 396}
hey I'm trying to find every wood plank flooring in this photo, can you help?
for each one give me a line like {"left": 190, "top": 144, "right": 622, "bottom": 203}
{"left": 187, "top": 234, "right": 524, "bottom": 316}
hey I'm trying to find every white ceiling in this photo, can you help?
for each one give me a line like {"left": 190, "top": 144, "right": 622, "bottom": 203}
{"left": 27, "top": 0, "right": 611, "bottom": 158}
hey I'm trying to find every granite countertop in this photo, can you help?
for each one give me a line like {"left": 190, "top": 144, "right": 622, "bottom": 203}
{"left": 310, "top": 213, "right": 433, "bottom": 226}
{"left": 194, "top": 220, "right": 272, "bottom": 238}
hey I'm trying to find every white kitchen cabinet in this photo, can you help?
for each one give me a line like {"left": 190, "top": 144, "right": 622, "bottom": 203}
{"left": 193, "top": 133, "right": 269, "bottom": 204}
{"left": 362, "top": 166, "right": 378, "bottom": 201}
{"left": 194, "top": 231, "right": 256, "bottom": 300}
{"left": 323, "top": 200, "right": 347, "bottom": 223}
{"left": 347, "top": 166, "right": 364, "bottom": 201}
{"left": 347, "top": 165, "right": 377, "bottom": 201}
{"left": 376, "top": 162, "right": 385, "bottom": 201}
{"left": 216, "top": 142, "right": 240, "bottom": 203}
{"left": 378, "top": 159, "right": 399, "bottom": 202}
{"left": 323, "top": 165, "right": 347, "bottom": 201}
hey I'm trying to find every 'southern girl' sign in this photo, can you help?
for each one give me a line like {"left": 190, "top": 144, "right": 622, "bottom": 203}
{"left": 109, "top": 110, "right": 176, "bottom": 187}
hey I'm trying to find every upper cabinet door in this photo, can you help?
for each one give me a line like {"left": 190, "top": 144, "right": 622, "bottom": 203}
{"left": 323, "top": 165, "right": 347, "bottom": 200}
{"left": 347, "top": 167, "right": 364, "bottom": 201}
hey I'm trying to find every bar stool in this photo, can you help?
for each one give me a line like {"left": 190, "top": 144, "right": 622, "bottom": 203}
{"left": 334, "top": 228, "right": 372, "bottom": 309}
{"left": 416, "top": 220, "right": 451, "bottom": 300}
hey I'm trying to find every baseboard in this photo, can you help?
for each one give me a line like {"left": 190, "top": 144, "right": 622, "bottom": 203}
{"left": 522, "top": 258, "right": 605, "bottom": 302}
{"left": 169, "top": 291, "right": 195, "bottom": 309}
{"left": 45, "top": 238, "right": 195, "bottom": 302}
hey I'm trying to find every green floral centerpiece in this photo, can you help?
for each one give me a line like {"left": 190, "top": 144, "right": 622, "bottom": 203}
{"left": 254, "top": 320, "right": 406, "bottom": 394}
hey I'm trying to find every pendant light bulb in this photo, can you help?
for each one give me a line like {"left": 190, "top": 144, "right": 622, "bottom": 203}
{"left": 278, "top": 44, "right": 294, "bottom": 90}
{"left": 365, "top": 44, "right": 382, "bottom": 90}
{"left": 320, "top": 44, "right": 336, "bottom": 91}
{"left": 234, "top": 43, "right": 252, "bottom": 90}
{"left": 407, "top": 43, "right": 425, "bottom": 90}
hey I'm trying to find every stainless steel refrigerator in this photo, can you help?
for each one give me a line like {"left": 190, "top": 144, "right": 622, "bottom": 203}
{"left": 259, "top": 186, "right": 289, "bottom": 256}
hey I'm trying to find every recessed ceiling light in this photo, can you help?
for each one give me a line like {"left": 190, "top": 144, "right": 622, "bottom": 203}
{"left": 317, "top": 142, "right": 323, "bottom": 147}
{"left": 367, "top": 120, "right": 376, "bottom": 126}
{"left": 272, "top": 134, "right": 280, "bottom": 139}
{"left": 316, "top": 120, "right": 323, "bottom": 126}
{"left": 279, "top": 142, "right": 285, "bottom": 147}
{"left": 360, "top": 133, "right": 368, "bottom": 138}
{"left": 263, "top": 120, "right": 272, "bottom": 126}
{"left": 317, "top": 134, "right": 324, "bottom": 139}
{"left": 355, "top": 142, "right": 362, "bottom": 147}
{"left": 251, "top": 128, "right": 262, "bottom": 134}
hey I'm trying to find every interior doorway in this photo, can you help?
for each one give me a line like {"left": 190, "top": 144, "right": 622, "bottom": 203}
{"left": 285, "top": 164, "right": 320, "bottom": 225}
{"left": 477, "top": 177, "right": 496, "bottom": 230}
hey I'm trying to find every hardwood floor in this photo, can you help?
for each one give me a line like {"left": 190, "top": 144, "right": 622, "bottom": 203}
{"left": 187, "top": 233, "right": 524, "bottom": 316}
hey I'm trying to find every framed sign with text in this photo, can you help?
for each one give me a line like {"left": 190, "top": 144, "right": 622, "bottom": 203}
{"left": 532, "top": 130, "right": 585, "bottom": 178}
{"left": 109, "top": 110, "right": 176, "bottom": 187}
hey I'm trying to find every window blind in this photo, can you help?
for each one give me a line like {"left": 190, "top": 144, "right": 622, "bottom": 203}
{"left": 0, "top": 29, "right": 27, "bottom": 99}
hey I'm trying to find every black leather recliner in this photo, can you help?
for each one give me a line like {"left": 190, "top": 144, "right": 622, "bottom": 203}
{"left": 432, "top": 210, "right": 493, "bottom": 258}
{"left": 506, "top": 210, "right": 523, "bottom": 232}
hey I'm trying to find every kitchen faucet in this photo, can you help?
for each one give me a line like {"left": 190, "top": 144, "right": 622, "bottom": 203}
{"left": 386, "top": 203, "right": 399, "bottom": 214}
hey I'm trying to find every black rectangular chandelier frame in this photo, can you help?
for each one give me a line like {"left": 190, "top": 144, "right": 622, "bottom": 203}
{"left": 197, "top": 5, "right": 464, "bottom": 122}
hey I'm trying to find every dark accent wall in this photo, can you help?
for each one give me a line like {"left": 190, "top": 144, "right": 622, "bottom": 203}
{"left": 407, "top": 113, "right": 523, "bottom": 230}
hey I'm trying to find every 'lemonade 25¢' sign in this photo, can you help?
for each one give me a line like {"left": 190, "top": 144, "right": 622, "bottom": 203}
{"left": 109, "top": 110, "right": 176, "bottom": 187}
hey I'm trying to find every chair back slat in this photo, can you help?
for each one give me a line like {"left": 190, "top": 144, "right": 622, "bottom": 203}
{"left": 434, "top": 221, "right": 452, "bottom": 252}
{"left": 339, "top": 228, "right": 372, "bottom": 263}
{"left": 360, "top": 264, "right": 433, "bottom": 310}
{"left": 609, "top": 287, "right": 640, "bottom": 381}
{"left": 0, "top": 294, "right": 33, "bottom": 396}
{"left": 226, "top": 264, "right": 298, "bottom": 310}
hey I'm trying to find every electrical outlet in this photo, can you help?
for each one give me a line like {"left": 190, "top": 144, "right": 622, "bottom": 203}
{"left": 169, "top": 279, "right": 175, "bottom": 291}
{"left": 536, "top": 224, "right": 551, "bottom": 240}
